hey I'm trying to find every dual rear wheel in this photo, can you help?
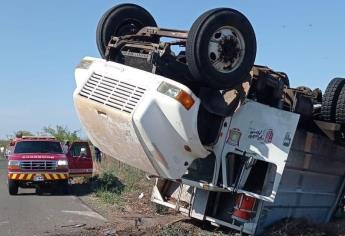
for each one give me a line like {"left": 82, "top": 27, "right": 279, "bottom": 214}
{"left": 321, "top": 78, "right": 345, "bottom": 124}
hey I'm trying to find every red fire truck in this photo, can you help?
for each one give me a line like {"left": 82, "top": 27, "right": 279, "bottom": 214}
{"left": 7, "top": 136, "right": 93, "bottom": 195}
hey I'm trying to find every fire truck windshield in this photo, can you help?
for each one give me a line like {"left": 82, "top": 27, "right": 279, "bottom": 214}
{"left": 14, "top": 141, "right": 63, "bottom": 154}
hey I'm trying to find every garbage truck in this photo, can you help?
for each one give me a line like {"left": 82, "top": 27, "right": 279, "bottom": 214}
{"left": 72, "top": 4, "right": 345, "bottom": 235}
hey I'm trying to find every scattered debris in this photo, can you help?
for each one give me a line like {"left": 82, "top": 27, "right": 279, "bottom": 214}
{"left": 138, "top": 193, "right": 144, "bottom": 199}
{"left": 61, "top": 223, "right": 86, "bottom": 228}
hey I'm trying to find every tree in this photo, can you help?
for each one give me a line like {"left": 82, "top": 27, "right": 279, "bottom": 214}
{"left": 0, "top": 139, "right": 9, "bottom": 147}
{"left": 42, "top": 125, "right": 80, "bottom": 142}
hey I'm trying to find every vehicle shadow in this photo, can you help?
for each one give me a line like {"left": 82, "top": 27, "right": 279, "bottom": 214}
{"left": 12, "top": 175, "right": 125, "bottom": 197}
{"left": 71, "top": 175, "right": 125, "bottom": 197}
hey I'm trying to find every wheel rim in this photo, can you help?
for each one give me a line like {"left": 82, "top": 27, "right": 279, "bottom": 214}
{"left": 115, "top": 19, "right": 142, "bottom": 36}
{"left": 208, "top": 26, "right": 246, "bottom": 74}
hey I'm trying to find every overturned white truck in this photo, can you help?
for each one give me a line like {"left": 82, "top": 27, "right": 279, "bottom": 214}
{"left": 73, "top": 4, "right": 345, "bottom": 235}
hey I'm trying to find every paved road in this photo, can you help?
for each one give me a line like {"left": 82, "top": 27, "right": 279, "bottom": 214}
{"left": 0, "top": 158, "right": 106, "bottom": 236}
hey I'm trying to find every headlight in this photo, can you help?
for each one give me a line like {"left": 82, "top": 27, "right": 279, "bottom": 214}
{"left": 76, "top": 59, "right": 93, "bottom": 70}
{"left": 157, "top": 82, "right": 195, "bottom": 110}
{"left": 57, "top": 160, "right": 68, "bottom": 166}
{"left": 8, "top": 160, "right": 20, "bottom": 166}
{"left": 8, "top": 160, "right": 20, "bottom": 170}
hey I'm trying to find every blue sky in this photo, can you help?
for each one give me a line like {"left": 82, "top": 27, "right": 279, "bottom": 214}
{"left": 0, "top": 1, "right": 344, "bottom": 138}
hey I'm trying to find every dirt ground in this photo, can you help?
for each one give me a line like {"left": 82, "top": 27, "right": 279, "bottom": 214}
{"left": 48, "top": 181, "right": 336, "bottom": 236}
{"left": 50, "top": 160, "right": 345, "bottom": 236}
{"left": 70, "top": 181, "right": 234, "bottom": 235}
{"left": 50, "top": 181, "right": 345, "bottom": 236}
{"left": 50, "top": 169, "right": 237, "bottom": 236}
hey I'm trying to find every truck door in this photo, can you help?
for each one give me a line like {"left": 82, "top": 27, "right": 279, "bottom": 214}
{"left": 67, "top": 141, "right": 93, "bottom": 177}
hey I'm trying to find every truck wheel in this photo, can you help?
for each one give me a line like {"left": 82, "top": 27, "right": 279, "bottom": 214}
{"left": 8, "top": 180, "right": 19, "bottom": 195}
{"left": 186, "top": 8, "right": 256, "bottom": 90}
{"left": 59, "top": 180, "right": 70, "bottom": 195}
{"left": 36, "top": 186, "right": 43, "bottom": 195}
{"left": 321, "top": 78, "right": 345, "bottom": 122}
{"left": 96, "top": 4, "right": 157, "bottom": 58}
{"left": 336, "top": 84, "right": 345, "bottom": 124}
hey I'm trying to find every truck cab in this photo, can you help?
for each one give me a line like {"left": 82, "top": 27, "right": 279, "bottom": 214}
{"left": 67, "top": 141, "right": 93, "bottom": 178}
{"left": 7, "top": 136, "right": 93, "bottom": 195}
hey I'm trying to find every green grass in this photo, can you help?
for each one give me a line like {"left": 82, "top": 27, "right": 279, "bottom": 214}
{"left": 158, "top": 223, "right": 234, "bottom": 236}
{"left": 155, "top": 203, "right": 170, "bottom": 215}
{"left": 92, "top": 158, "right": 148, "bottom": 206}
{"left": 158, "top": 224, "right": 191, "bottom": 236}
{"left": 92, "top": 168, "right": 125, "bottom": 205}
{"left": 94, "top": 188, "right": 123, "bottom": 205}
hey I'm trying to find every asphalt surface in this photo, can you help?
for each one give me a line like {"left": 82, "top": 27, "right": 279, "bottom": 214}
{"left": 0, "top": 158, "right": 106, "bottom": 236}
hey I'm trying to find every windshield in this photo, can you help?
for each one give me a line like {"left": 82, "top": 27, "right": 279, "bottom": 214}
{"left": 14, "top": 141, "right": 63, "bottom": 154}
{"left": 69, "top": 142, "right": 90, "bottom": 157}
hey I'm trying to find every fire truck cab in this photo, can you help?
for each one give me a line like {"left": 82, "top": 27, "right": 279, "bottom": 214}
{"left": 7, "top": 136, "right": 93, "bottom": 195}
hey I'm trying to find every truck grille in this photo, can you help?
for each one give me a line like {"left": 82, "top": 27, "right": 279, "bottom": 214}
{"left": 20, "top": 161, "right": 57, "bottom": 170}
{"left": 79, "top": 72, "right": 146, "bottom": 114}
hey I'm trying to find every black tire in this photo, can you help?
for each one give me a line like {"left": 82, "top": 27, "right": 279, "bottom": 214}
{"left": 60, "top": 180, "right": 70, "bottom": 195}
{"left": 8, "top": 180, "right": 19, "bottom": 195}
{"left": 321, "top": 78, "right": 345, "bottom": 122}
{"left": 96, "top": 4, "right": 157, "bottom": 58}
{"left": 186, "top": 8, "right": 256, "bottom": 89}
{"left": 336, "top": 85, "right": 345, "bottom": 124}
{"left": 36, "top": 186, "right": 43, "bottom": 195}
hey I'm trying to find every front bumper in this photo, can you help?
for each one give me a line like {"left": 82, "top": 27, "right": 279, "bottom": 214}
{"left": 8, "top": 172, "right": 69, "bottom": 181}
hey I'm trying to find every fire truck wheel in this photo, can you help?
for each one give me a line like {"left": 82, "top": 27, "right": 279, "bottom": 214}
{"left": 96, "top": 3, "right": 157, "bottom": 58}
{"left": 36, "top": 186, "right": 43, "bottom": 195}
{"left": 59, "top": 180, "right": 70, "bottom": 195}
{"left": 321, "top": 78, "right": 345, "bottom": 122}
{"left": 186, "top": 8, "right": 256, "bottom": 90}
{"left": 8, "top": 180, "right": 19, "bottom": 195}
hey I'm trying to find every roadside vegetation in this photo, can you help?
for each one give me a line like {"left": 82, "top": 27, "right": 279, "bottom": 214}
{"left": 5, "top": 126, "right": 81, "bottom": 142}
{"left": 91, "top": 156, "right": 151, "bottom": 209}
{"left": 41, "top": 125, "right": 80, "bottom": 142}
{"left": 0, "top": 140, "right": 9, "bottom": 147}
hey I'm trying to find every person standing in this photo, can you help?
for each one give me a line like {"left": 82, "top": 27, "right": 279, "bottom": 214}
{"left": 0, "top": 147, "right": 4, "bottom": 158}
{"left": 63, "top": 141, "right": 70, "bottom": 154}
{"left": 94, "top": 146, "right": 102, "bottom": 163}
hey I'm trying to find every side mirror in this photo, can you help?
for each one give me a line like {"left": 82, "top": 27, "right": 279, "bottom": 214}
{"left": 80, "top": 147, "right": 87, "bottom": 157}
